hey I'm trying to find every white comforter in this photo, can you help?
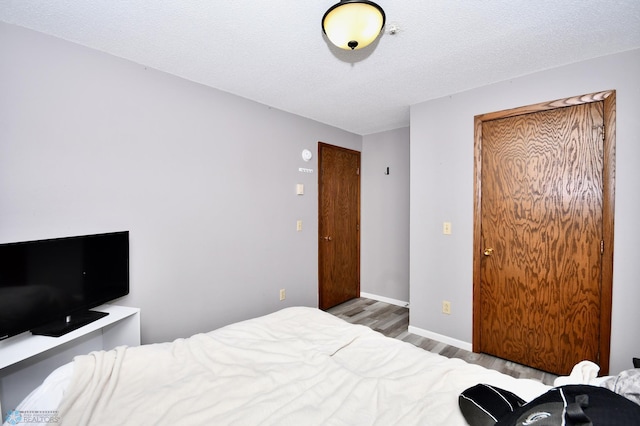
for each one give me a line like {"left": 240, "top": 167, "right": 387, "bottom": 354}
{"left": 25, "top": 307, "right": 551, "bottom": 425}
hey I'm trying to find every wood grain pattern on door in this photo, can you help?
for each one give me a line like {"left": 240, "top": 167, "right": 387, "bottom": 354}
{"left": 473, "top": 91, "right": 616, "bottom": 376}
{"left": 318, "top": 143, "right": 360, "bottom": 310}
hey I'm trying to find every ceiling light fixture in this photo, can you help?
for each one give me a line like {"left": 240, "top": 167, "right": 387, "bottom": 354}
{"left": 322, "top": 0, "right": 386, "bottom": 50}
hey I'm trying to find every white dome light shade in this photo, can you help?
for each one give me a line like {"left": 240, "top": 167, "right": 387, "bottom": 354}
{"left": 322, "top": 1, "right": 386, "bottom": 50}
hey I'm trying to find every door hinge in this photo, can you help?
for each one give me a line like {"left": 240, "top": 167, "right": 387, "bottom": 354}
{"left": 600, "top": 240, "right": 604, "bottom": 255}
{"left": 356, "top": 167, "right": 360, "bottom": 175}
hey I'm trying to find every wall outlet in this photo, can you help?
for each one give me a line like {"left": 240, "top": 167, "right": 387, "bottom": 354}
{"left": 279, "top": 289, "right": 286, "bottom": 301}
{"left": 443, "top": 222, "right": 452, "bottom": 235}
{"left": 442, "top": 300, "right": 451, "bottom": 314}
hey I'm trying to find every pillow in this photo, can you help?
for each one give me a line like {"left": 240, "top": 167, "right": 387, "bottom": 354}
{"left": 459, "top": 383, "right": 525, "bottom": 426}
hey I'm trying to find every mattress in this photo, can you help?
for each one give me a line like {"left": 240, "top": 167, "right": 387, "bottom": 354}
{"left": 5, "top": 307, "right": 551, "bottom": 425}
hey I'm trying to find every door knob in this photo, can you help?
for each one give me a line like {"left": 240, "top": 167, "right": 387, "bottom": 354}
{"left": 483, "top": 248, "right": 494, "bottom": 256}
{"left": 322, "top": 236, "right": 333, "bottom": 241}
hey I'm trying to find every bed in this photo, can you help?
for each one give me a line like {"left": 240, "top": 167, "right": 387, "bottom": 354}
{"left": 5, "top": 307, "right": 552, "bottom": 425}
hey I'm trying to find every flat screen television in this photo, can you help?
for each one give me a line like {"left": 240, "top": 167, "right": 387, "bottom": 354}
{"left": 0, "top": 231, "right": 129, "bottom": 340}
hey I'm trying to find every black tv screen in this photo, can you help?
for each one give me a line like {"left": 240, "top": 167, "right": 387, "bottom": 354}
{"left": 0, "top": 231, "right": 129, "bottom": 340}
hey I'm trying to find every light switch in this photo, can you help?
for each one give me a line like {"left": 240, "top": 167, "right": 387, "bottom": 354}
{"left": 297, "top": 220, "right": 303, "bottom": 231}
{"left": 296, "top": 183, "right": 304, "bottom": 195}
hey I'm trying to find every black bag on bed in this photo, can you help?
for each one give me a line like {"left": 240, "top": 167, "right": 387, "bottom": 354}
{"left": 459, "top": 383, "right": 526, "bottom": 426}
{"left": 460, "top": 384, "right": 640, "bottom": 426}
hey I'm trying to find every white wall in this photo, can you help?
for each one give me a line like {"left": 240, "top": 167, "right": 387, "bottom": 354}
{"left": 410, "top": 48, "right": 640, "bottom": 375}
{"left": 0, "top": 23, "right": 361, "bottom": 345}
{"left": 361, "top": 127, "right": 410, "bottom": 304}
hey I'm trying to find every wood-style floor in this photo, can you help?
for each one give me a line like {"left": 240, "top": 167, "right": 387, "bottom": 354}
{"left": 327, "top": 297, "right": 558, "bottom": 386}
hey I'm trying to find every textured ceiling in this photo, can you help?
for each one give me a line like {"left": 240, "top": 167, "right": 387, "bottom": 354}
{"left": 1, "top": 1, "right": 639, "bottom": 135}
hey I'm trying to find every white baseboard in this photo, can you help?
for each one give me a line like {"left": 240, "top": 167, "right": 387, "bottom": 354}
{"left": 360, "top": 292, "right": 472, "bottom": 352}
{"left": 360, "top": 292, "right": 409, "bottom": 308}
{"left": 407, "top": 325, "right": 473, "bottom": 352}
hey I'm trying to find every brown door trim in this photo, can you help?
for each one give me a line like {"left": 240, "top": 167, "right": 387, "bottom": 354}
{"left": 472, "top": 90, "right": 616, "bottom": 374}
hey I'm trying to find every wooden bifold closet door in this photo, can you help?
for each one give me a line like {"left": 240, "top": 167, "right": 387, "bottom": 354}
{"left": 473, "top": 91, "right": 616, "bottom": 375}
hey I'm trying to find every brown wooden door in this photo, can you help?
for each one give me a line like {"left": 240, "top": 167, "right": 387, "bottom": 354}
{"left": 474, "top": 93, "right": 616, "bottom": 376}
{"left": 318, "top": 142, "right": 360, "bottom": 310}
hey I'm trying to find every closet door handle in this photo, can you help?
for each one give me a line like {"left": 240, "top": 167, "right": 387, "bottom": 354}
{"left": 483, "top": 247, "right": 494, "bottom": 256}
{"left": 322, "top": 236, "right": 333, "bottom": 241}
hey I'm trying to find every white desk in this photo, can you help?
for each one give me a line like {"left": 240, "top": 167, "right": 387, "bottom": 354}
{"left": 0, "top": 304, "right": 140, "bottom": 416}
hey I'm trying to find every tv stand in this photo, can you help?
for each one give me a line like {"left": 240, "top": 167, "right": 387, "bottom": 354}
{"left": 0, "top": 304, "right": 139, "bottom": 417}
{"left": 31, "top": 310, "right": 109, "bottom": 337}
